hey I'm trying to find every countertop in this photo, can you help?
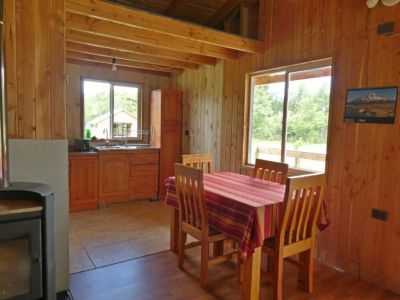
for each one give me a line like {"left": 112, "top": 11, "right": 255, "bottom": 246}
{"left": 69, "top": 146, "right": 160, "bottom": 156}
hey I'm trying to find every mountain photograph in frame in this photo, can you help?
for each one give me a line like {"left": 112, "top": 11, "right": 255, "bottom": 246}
{"left": 344, "top": 87, "right": 398, "bottom": 124}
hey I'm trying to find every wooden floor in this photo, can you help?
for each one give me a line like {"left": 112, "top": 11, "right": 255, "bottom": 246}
{"left": 70, "top": 247, "right": 400, "bottom": 300}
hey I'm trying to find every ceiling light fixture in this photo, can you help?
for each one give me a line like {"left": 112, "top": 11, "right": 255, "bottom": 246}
{"left": 111, "top": 58, "right": 117, "bottom": 71}
{"left": 367, "top": 0, "right": 400, "bottom": 7}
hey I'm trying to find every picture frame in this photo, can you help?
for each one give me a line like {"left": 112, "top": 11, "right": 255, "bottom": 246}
{"left": 344, "top": 87, "right": 398, "bottom": 124}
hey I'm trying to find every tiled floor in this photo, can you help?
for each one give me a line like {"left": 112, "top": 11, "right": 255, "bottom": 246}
{"left": 69, "top": 200, "right": 170, "bottom": 274}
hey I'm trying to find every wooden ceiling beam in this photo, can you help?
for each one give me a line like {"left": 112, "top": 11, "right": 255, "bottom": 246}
{"left": 66, "top": 41, "right": 199, "bottom": 70}
{"left": 165, "top": 0, "right": 186, "bottom": 16}
{"left": 65, "top": 0, "right": 264, "bottom": 54}
{"left": 66, "top": 30, "right": 216, "bottom": 66}
{"left": 67, "top": 58, "right": 171, "bottom": 77}
{"left": 66, "top": 51, "right": 183, "bottom": 74}
{"left": 66, "top": 13, "right": 240, "bottom": 60}
{"left": 254, "top": 67, "right": 332, "bottom": 85}
{"left": 205, "top": 0, "right": 243, "bottom": 28}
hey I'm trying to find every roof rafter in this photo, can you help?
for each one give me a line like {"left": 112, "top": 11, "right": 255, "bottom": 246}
{"left": 66, "top": 13, "right": 240, "bottom": 60}
{"left": 66, "top": 50, "right": 183, "bottom": 73}
{"left": 65, "top": 0, "right": 264, "bottom": 54}
{"left": 66, "top": 29, "right": 217, "bottom": 66}
{"left": 205, "top": 0, "right": 243, "bottom": 28}
{"left": 165, "top": 0, "right": 186, "bottom": 16}
{"left": 66, "top": 41, "right": 199, "bottom": 70}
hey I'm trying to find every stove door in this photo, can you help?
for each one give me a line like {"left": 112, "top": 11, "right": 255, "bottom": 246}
{"left": 0, "top": 219, "right": 42, "bottom": 300}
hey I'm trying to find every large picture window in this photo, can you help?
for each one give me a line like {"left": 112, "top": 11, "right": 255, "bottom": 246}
{"left": 82, "top": 79, "right": 142, "bottom": 140}
{"left": 246, "top": 60, "right": 332, "bottom": 172}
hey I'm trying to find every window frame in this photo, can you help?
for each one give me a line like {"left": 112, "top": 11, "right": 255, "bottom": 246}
{"left": 243, "top": 58, "right": 333, "bottom": 172}
{"left": 81, "top": 77, "right": 143, "bottom": 141}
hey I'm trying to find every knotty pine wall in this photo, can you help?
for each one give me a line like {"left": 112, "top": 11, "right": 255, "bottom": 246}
{"left": 171, "top": 0, "right": 400, "bottom": 293}
{"left": 66, "top": 63, "right": 170, "bottom": 143}
{"left": 170, "top": 62, "right": 224, "bottom": 170}
{"left": 4, "top": 0, "right": 66, "bottom": 139}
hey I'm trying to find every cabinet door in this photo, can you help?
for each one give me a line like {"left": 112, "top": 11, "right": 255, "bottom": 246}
{"left": 69, "top": 157, "right": 99, "bottom": 212}
{"left": 162, "top": 91, "right": 182, "bottom": 127}
{"left": 99, "top": 154, "right": 130, "bottom": 201}
{"left": 159, "top": 127, "right": 181, "bottom": 198}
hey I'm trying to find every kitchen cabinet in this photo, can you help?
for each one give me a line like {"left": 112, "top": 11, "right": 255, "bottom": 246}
{"left": 150, "top": 89, "right": 182, "bottom": 199}
{"left": 69, "top": 148, "right": 160, "bottom": 209}
{"left": 99, "top": 153, "right": 131, "bottom": 204}
{"left": 130, "top": 150, "right": 159, "bottom": 199}
{"left": 68, "top": 154, "right": 99, "bottom": 212}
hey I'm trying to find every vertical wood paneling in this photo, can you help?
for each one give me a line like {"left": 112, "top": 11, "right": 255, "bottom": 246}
{"left": 170, "top": 62, "right": 224, "bottom": 168}
{"left": 50, "top": 0, "right": 66, "bottom": 139}
{"left": 15, "top": 0, "right": 35, "bottom": 138}
{"left": 4, "top": 0, "right": 18, "bottom": 138}
{"left": 34, "top": 0, "right": 51, "bottom": 139}
{"left": 4, "top": 0, "right": 66, "bottom": 139}
{"left": 170, "top": 0, "right": 400, "bottom": 292}
{"left": 65, "top": 63, "right": 170, "bottom": 144}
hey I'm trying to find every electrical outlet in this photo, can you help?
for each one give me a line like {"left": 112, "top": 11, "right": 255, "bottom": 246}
{"left": 185, "top": 130, "right": 190, "bottom": 136}
{"left": 371, "top": 208, "right": 388, "bottom": 221}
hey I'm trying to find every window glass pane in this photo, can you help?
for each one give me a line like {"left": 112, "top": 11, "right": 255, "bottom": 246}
{"left": 83, "top": 80, "right": 111, "bottom": 139}
{"left": 286, "top": 66, "right": 331, "bottom": 171}
{"left": 248, "top": 73, "right": 285, "bottom": 164}
{"left": 113, "top": 85, "right": 139, "bottom": 138}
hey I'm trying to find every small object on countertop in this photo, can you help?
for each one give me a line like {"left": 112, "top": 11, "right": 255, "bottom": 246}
{"left": 74, "top": 139, "right": 91, "bottom": 152}
{"left": 85, "top": 128, "right": 91, "bottom": 139}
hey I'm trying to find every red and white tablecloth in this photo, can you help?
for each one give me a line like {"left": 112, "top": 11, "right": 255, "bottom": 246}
{"left": 165, "top": 172, "right": 330, "bottom": 258}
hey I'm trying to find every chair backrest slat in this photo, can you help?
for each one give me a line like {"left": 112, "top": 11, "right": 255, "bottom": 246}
{"left": 253, "top": 159, "right": 288, "bottom": 184}
{"left": 279, "top": 174, "right": 325, "bottom": 245}
{"left": 182, "top": 154, "right": 214, "bottom": 173}
{"left": 175, "top": 164, "right": 207, "bottom": 231}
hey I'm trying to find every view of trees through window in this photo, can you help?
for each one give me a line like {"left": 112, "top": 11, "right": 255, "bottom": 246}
{"left": 248, "top": 65, "right": 332, "bottom": 171}
{"left": 83, "top": 80, "right": 140, "bottom": 139}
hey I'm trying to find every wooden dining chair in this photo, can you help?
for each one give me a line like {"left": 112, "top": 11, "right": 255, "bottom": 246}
{"left": 181, "top": 154, "right": 213, "bottom": 173}
{"left": 253, "top": 159, "right": 289, "bottom": 184}
{"left": 175, "top": 163, "right": 237, "bottom": 287}
{"left": 262, "top": 173, "right": 325, "bottom": 300}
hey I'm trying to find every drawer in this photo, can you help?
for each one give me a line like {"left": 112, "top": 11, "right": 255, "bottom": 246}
{"left": 130, "top": 175, "right": 158, "bottom": 193}
{"left": 130, "top": 164, "right": 158, "bottom": 177}
{"left": 131, "top": 151, "right": 159, "bottom": 165}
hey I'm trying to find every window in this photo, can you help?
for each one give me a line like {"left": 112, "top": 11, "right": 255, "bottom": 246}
{"left": 246, "top": 60, "right": 332, "bottom": 172}
{"left": 83, "top": 79, "right": 142, "bottom": 140}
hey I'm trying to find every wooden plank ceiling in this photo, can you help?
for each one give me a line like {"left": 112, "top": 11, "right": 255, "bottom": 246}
{"left": 65, "top": 0, "right": 264, "bottom": 75}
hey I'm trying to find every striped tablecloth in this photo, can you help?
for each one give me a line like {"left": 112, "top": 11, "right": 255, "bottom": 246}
{"left": 165, "top": 172, "right": 286, "bottom": 258}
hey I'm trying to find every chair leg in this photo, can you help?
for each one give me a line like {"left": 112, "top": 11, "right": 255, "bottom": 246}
{"left": 178, "top": 231, "right": 187, "bottom": 269}
{"left": 273, "top": 252, "right": 283, "bottom": 300}
{"left": 200, "top": 241, "right": 209, "bottom": 287}
{"left": 304, "top": 248, "right": 315, "bottom": 293}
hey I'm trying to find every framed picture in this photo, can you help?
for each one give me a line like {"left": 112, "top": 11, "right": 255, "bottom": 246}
{"left": 344, "top": 87, "right": 398, "bottom": 124}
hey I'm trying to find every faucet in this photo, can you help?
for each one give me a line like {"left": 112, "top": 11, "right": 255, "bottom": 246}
{"left": 103, "top": 128, "right": 110, "bottom": 147}
{"left": 122, "top": 127, "right": 128, "bottom": 147}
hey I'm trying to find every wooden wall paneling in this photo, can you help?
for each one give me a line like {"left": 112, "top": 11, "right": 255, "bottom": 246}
{"left": 4, "top": 0, "right": 18, "bottom": 138}
{"left": 34, "top": 0, "right": 52, "bottom": 139}
{"left": 5, "top": 0, "right": 66, "bottom": 140}
{"left": 50, "top": 0, "right": 67, "bottom": 139}
{"left": 214, "top": 61, "right": 223, "bottom": 171}
{"left": 15, "top": 0, "right": 35, "bottom": 138}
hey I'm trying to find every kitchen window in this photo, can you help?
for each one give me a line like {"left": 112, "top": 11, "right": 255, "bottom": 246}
{"left": 245, "top": 59, "right": 332, "bottom": 172}
{"left": 82, "top": 79, "right": 142, "bottom": 140}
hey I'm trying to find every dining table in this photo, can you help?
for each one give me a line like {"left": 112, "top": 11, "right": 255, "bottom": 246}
{"left": 164, "top": 171, "right": 329, "bottom": 300}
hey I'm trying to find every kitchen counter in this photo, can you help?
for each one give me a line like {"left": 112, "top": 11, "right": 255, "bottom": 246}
{"left": 69, "top": 146, "right": 160, "bottom": 156}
